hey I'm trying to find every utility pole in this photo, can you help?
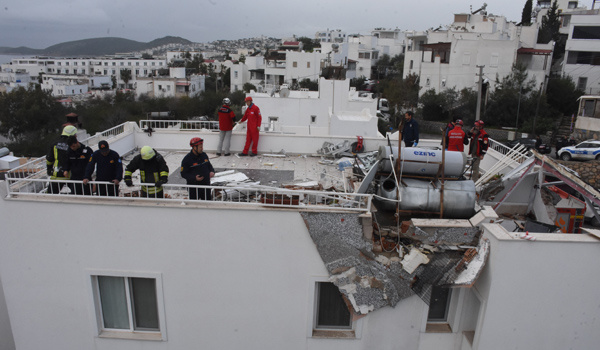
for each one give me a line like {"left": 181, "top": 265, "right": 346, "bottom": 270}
{"left": 532, "top": 75, "right": 548, "bottom": 135}
{"left": 475, "top": 65, "right": 485, "bottom": 121}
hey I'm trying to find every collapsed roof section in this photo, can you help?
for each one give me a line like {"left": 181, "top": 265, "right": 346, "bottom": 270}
{"left": 480, "top": 151, "right": 600, "bottom": 231}
{"left": 301, "top": 209, "right": 493, "bottom": 316}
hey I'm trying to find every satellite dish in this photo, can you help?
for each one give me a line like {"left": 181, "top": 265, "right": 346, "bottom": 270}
{"left": 280, "top": 87, "right": 290, "bottom": 98}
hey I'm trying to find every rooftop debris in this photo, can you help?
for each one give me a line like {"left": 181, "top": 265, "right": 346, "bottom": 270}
{"left": 302, "top": 209, "right": 489, "bottom": 316}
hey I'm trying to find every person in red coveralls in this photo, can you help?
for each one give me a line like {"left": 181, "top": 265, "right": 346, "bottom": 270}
{"left": 238, "top": 96, "right": 262, "bottom": 157}
{"left": 447, "top": 119, "right": 468, "bottom": 152}
{"left": 217, "top": 97, "right": 235, "bottom": 156}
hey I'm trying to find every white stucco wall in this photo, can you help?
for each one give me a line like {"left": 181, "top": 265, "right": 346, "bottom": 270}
{"left": 0, "top": 275, "right": 15, "bottom": 350}
{"left": 0, "top": 195, "right": 432, "bottom": 350}
{"left": 474, "top": 224, "right": 600, "bottom": 350}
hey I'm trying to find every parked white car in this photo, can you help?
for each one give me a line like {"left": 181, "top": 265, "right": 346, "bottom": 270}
{"left": 557, "top": 140, "right": 600, "bottom": 161}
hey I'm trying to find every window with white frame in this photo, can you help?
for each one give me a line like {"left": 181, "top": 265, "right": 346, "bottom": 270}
{"left": 90, "top": 273, "right": 166, "bottom": 341}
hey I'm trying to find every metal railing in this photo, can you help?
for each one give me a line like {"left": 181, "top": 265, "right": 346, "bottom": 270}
{"left": 5, "top": 122, "right": 132, "bottom": 181}
{"left": 80, "top": 123, "right": 128, "bottom": 147}
{"left": 488, "top": 138, "right": 530, "bottom": 163}
{"left": 3, "top": 177, "right": 372, "bottom": 212}
{"left": 139, "top": 120, "right": 219, "bottom": 131}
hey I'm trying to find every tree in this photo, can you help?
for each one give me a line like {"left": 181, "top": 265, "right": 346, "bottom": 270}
{"left": 243, "top": 82, "right": 257, "bottom": 93}
{"left": 111, "top": 75, "right": 117, "bottom": 89}
{"left": 521, "top": 0, "right": 533, "bottom": 26}
{"left": 297, "top": 37, "right": 321, "bottom": 52}
{"left": 298, "top": 78, "right": 318, "bottom": 91}
{"left": 546, "top": 76, "right": 584, "bottom": 116}
{"left": 238, "top": 54, "right": 246, "bottom": 64}
{"left": 538, "top": 0, "right": 561, "bottom": 44}
{"left": 0, "top": 87, "right": 66, "bottom": 155}
{"left": 484, "top": 64, "right": 538, "bottom": 130}
{"left": 120, "top": 69, "right": 132, "bottom": 89}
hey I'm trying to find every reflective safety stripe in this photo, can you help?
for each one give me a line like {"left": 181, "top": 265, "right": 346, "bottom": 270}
{"left": 160, "top": 171, "right": 169, "bottom": 177}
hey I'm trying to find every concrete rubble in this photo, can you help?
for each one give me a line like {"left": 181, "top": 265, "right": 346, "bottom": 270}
{"left": 301, "top": 209, "right": 491, "bottom": 316}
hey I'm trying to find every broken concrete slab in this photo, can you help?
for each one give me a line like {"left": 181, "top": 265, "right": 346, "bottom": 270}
{"left": 401, "top": 219, "right": 480, "bottom": 245}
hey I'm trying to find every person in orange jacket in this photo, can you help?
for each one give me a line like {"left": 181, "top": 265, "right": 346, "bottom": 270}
{"left": 238, "top": 96, "right": 262, "bottom": 157}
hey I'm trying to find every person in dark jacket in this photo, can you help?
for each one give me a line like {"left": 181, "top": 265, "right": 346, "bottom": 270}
{"left": 124, "top": 146, "right": 169, "bottom": 198}
{"left": 65, "top": 136, "right": 93, "bottom": 195}
{"left": 46, "top": 125, "right": 78, "bottom": 194}
{"left": 181, "top": 137, "right": 215, "bottom": 200}
{"left": 84, "top": 140, "right": 123, "bottom": 196}
{"left": 467, "top": 120, "right": 489, "bottom": 181}
{"left": 401, "top": 111, "right": 419, "bottom": 147}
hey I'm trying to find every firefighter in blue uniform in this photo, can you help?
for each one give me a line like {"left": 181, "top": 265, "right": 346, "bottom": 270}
{"left": 124, "top": 146, "right": 169, "bottom": 198}
{"left": 181, "top": 137, "right": 215, "bottom": 200}
{"left": 84, "top": 140, "right": 123, "bottom": 196}
{"left": 65, "top": 136, "right": 93, "bottom": 195}
{"left": 46, "top": 125, "right": 77, "bottom": 194}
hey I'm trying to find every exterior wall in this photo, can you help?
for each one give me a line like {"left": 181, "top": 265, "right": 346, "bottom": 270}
{"left": 247, "top": 78, "right": 380, "bottom": 138}
{"left": 0, "top": 195, "right": 428, "bottom": 350}
{"left": 563, "top": 13, "right": 600, "bottom": 94}
{"left": 474, "top": 224, "right": 600, "bottom": 350}
{"left": 285, "top": 51, "right": 326, "bottom": 84}
{"left": 0, "top": 275, "right": 15, "bottom": 350}
{"left": 404, "top": 14, "right": 550, "bottom": 96}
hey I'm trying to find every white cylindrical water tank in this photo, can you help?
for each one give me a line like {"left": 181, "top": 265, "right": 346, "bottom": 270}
{"left": 0, "top": 147, "right": 9, "bottom": 158}
{"left": 377, "top": 146, "right": 466, "bottom": 177}
{"left": 376, "top": 178, "right": 476, "bottom": 218}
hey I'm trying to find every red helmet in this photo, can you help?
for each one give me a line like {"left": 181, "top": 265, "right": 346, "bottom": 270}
{"left": 476, "top": 120, "right": 484, "bottom": 127}
{"left": 245, "top": 96, "right": 253, "bottom": 102}
{"left": 190, "top": 137, "right": 203, "bottom": 146}
{"left": 456, "top": 119, "right": 463, "bottom": 126}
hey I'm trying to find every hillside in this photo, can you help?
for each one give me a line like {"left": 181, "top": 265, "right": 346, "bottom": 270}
{"left": 0, "top": 36, "right": 193, "bottom": 56}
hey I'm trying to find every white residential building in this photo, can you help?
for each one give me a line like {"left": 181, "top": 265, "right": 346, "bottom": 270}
{"left": 315, "top": 29, "right": 348, "bottom": 43}
{"left": 403, "top": 9, "right": 552, "bottom": 96}
{"left": 0, "top": 69, "right": 31, "bottom": 93}
{"left": 1, "top": 119, "right": 600, "bottom": 350}
{"left": 135, "top": 67, "right": 205, "bottom": 98}
{"left": 40, "top": 77, "right": 89, "bottom": 96}
{"left": 246, "top": 77, "right": 380, "bottom": 138}
{"left": 230, "top": 55, "right": 265, "bottom": 92}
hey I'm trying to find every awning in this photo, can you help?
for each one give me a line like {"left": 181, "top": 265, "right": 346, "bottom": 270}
{"left": 176, "top": 82, "right": 190, "bottom": 86}
{"left": 517, "top": 48, "right": 553, "bottom": 55}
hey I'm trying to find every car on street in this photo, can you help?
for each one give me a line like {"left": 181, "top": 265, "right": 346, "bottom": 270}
{"left": 505, "top": 138, "right": 551, "bottom": 154}
{"left": 557, "top": 140, "right": 600, "bottom": 161}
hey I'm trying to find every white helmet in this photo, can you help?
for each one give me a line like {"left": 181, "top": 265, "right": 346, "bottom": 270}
{"left": 223, "top": 98, "right": 231, "bottom": 105}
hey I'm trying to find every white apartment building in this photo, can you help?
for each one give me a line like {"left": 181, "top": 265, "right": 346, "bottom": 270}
{"left": 247, "top": 77, "right": 380, "bottom": 138}
{"left": 320, "top": 28, "right": 406, "bottom": 81}
{"left": 40, "top": 77, "right": 88, "bottom": 96}
{"left": 403, "top": 9, "right": 552, "bottom": 96}
{"left": 230, "top": 51, "right": 325, "bottom": 93}
{"left": 315, "top": 29, "right": 348, "bottom": 43}
{"left": 1, "top": 56, "right": 167, "bottom": 92}
{"left": 0, "top": 69, "right": 31, "bottom": 93}
{"left": 135, "top": 67, "right": 205, "bottom": 98}
{"left": 230, "top": 55, "right": 265, "bottom": 92}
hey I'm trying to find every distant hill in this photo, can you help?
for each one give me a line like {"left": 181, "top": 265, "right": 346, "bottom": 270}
{"left": 0, "top": 36, "right": 193, "bottom": 56}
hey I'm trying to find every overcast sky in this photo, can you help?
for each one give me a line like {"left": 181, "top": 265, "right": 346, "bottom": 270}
{"left": 0, "top": 0, "right": 530, "bottom": 49}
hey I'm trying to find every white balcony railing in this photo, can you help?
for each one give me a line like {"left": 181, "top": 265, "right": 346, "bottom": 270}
{"left": 3, "top": 178, "right": 372, "bottom": 212}
{"left": 140, "top": 120, "right": 219, "bottom": 131}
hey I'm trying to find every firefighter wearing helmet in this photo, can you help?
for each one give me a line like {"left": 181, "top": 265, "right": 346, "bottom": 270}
{"left": 124, "top": 145, "right": 170, "bottom": 198}
{"left": 217, "top": 97, "right": 236, "bottom": 156}
{"left": 467, "top": 120, "right": 489, "bottom": 181}
{"left": 238, "top": 96, "right": 262, "bottom": 156}
{"left": 180, "top": 137, "right": 215, "bottom": 200}
{"left": 46, "top": 125, "right": 78, "bottom": 194}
